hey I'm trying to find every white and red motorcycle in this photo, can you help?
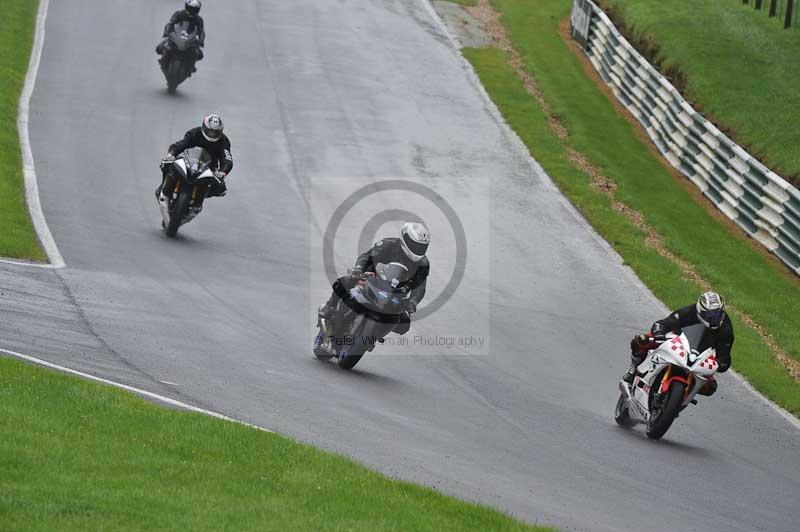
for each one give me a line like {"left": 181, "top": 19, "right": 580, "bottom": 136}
{"left": 615, "top": 331, "right": 719, "bottom": 439}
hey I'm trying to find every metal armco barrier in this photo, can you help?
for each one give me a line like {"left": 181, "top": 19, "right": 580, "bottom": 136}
{"left": 570, "top": 0, "right": 800, "bottom": 275}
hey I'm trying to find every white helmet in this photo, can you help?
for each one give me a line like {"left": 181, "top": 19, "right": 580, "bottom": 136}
{"left": 201, "top": 114, "right": 224, "bottom": 142}
{"left": 400, "top": 222, "right": 429, "bottom": 262}
{"left": 696, "top": 291, "right": 725, "bottom": 329}
{"left": 185, "top": 0, "right": 201, "bottom": 16}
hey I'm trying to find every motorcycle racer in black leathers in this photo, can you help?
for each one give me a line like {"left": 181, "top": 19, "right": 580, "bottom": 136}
{"left": 623, "top": 291, "right": 734, "bottom": 396}
{"left": 319, "top": 222, "right": 431, "bottom": 326}
{"left": 156, "top": 114, "right": 233, "bottom": 213}
{"left": 156, "top": 0, "right": 205, "bottom": 71}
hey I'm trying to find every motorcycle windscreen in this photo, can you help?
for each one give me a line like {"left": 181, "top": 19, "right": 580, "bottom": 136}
{"left": 375, "top": 262, "right": 410, "bottom": 288}
{"left": 171, "top": 21, "right": 198, "bottom": 50}
{"left": 682, "top": 323, "right": 706, "bottom": 352}
{"left": 179, "top": 148, "right": 212, "bottom": 177}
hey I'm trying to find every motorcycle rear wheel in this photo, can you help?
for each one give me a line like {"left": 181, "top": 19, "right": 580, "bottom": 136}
{"left": 646, "top": 380, "right": 685, "bottom": 440}
{"left": 166, "top": 59, "right": 182, "bottom": 94}
{"left": 165, "top": 190, "right": 191, "bottom": 237}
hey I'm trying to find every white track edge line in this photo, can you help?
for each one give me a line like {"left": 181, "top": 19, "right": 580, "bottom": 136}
{"left": 728, "top": 369, "right": 800, "bottom": 430}
{"left": 419, "top": 0, "right": 800, "bottom": 432}
{"left": 0, "top": 347, "right": 272, "bottom": 433}
{"left": 0, "top": 258, "right": 56, "bottom": 269}
{"left": 17, "top": 0, "right": 65, "bottom": 269}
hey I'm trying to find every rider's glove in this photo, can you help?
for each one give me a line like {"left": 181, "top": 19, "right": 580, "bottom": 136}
{"left": 408, "top": 301, "right": 417, "bottom": 314}
{"left": 214, "top": 170, "right": 226, "bottom": 181}
{"left": 351, "top": 268, "right": 364, "bottom": 278}
{"left": 161, "top": 153, "right": 175, "bottom": 166}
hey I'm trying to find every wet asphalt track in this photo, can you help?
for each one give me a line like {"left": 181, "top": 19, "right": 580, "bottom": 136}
{"left": 2, "top": 1, "right": 798, "bottom": 530}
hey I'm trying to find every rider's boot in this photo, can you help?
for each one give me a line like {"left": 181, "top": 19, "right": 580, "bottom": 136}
{"left": 698, "top": 377, "right": 718, "bottom": 396}
{"left": 156, "top": 38, "right": 168, "bottom": 55}
{"left": 318, "top": 292, "right": 338, "bottom": 321}
{"left": 187, "top": 200, "right": 203, "bottom": 218}
{"left": 622, "top": 355, "right": 643, "bottom": 385}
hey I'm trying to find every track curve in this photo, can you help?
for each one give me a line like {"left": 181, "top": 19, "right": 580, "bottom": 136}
{"left": 8, "top": 1, "right": 798, "bottom": 531}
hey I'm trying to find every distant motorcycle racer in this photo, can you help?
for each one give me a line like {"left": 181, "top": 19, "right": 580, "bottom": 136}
{"left": 156, "top": 0, "right": 205, "bottom": 71}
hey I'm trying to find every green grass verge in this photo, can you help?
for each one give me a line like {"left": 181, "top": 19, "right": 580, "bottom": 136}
{"left": 447, "top": 0, "right": 478, "bottom": 6}
{"left": 0, "top": 357, "right": 551, "bottom": 532}
{"left": 0, "top": 0, "right": 44, "bottom": 260}
{"left": 600, "top": 0, "right": 800, "bottom": 182}
{"left": 460, "top": 0, "right": 800, "bottom": 416}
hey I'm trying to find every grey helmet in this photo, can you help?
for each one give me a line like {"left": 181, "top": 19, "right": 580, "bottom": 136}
{"left": 696, "top": 291, "right": 725, "bottom": 329}
{"left": 201, "top": 114, "right": 223, "bottom": 142}
{"left": 400, "top": 222, "right": 430, "bottom": 262}
{"left": 185, "top": 0, "right": 201, "bottom": 16}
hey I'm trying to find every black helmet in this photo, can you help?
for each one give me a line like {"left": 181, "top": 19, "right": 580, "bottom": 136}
{"left": 185, "top": 0, "right": 201, "bottom": 16}
{"left": 201, "top": 114, "right": 223, "bottom": 142}
{"left": 696, "top": 291, "right": 725, "bottom": 329}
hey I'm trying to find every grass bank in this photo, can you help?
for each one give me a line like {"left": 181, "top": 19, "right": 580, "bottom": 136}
{"left": 0, "top": 356, "right": 551, "bottom": 531}
{"left": 599, "top": 0, "right": 800, "bottom": 183}
{"left": 0, "top": 0, "right": 45, "bottom": 259}
{"left": 458, "top": 0, "right": 800, "bottom": 415}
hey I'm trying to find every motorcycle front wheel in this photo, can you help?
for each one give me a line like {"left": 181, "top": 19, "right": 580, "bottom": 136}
{"left": 165, "top": 189, "right": 191, "bottom": 237}
{"left": 646, "top": 380, "right": 686, "bottom": 440}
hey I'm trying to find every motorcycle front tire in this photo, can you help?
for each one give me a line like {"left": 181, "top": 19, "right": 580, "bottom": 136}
{"left": 165, "top": 189, "right": 191, "bottom": 237}
{"left": 646, "top": 380, "right": 686, "bottom": 440}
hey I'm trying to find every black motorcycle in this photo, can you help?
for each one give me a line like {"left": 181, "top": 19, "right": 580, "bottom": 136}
{"left": 159, "top": 21, "right": 201, "bottom": 94}
{"left": 157, "top": 148, "right": 221, "bottom": 237}
{"left": 314, "top": 262, "right": 414, "bottom": 370}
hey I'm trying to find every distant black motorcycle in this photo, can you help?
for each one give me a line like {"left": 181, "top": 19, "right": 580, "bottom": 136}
{"left": 158, "top": 148, "right": 221, "bottom": 237}
{"left": 158, "top": 21, "right": 201, "bottom": 94}
{"left": 314, "top": 263, "right": 414, "bottom": 370}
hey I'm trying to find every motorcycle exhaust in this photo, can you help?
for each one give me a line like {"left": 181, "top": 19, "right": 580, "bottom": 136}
{"left": 319, "top": 317, "right": 330, "bottom": 337}
{"left": 183, "top": 207, "right": 200, "bottom": 225}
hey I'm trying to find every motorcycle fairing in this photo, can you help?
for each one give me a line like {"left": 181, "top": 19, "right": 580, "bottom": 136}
{"left": 626, "top": 332, "right": 717, "bottom": 423}
{"left": 159, "top": 148, "right": 214, "bottom": 230}
{"left": 167, "top": 21, "right": 199, "bottom": 53}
